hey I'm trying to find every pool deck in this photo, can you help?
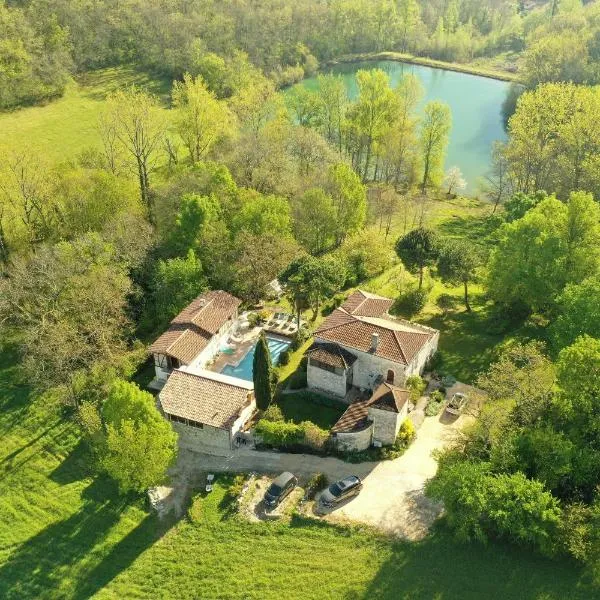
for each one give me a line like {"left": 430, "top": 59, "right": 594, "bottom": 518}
{"left": 208, "top": 328, "right": 291, "bottom": 375}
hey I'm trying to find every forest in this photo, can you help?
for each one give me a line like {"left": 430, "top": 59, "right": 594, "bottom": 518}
{"left": 1, "top": 0, "right": 600, "bottom": 598}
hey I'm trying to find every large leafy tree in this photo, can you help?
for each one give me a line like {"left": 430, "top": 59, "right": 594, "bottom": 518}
{"left": 172, "top": 73, "right": 234, "bottom": 163}
{"left": 0, "top": 233, "right": 132, "bottom": 404}
{"left": 437, "top": 239, "right": 482, "bottom": 311}
{"left": 280, "top": 255, "right": 346, "bottom": 322}
{"left": 253, "top": 332, "right": 274, "bottom": 411}
{"left": 551, "top": 276, "right": 600, "bottom": 350}
{"left": 292, "top": 188, "right": 337, "bottom": 255}
{"left": 487, "top": 193, "right": 600, "bottom": 313}
{"left": 101, "top": 380, "right": 178, "bottom": 494}
{"left": 395, "top": 227, "right": 439, "bottom": 289}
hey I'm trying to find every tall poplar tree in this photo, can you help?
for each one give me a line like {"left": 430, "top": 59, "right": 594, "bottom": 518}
{"left": 253, "top": 332, "right": 274, "bottom": 411}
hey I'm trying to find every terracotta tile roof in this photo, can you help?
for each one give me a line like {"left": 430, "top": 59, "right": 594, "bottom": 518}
{"left": 340, "top": 290, "right": 394, "bottom": 317}
{"left": 369, "top": 382, "right": 409, "bottom": 413}
{"left": 307, "top": 342, "right": 357, "bottom": 369}
{"left": 331, "top": 400, "right": 370, "bottom": 434}
{"left": 331, "top": 382, "right": 409, "bottom": 433}
{"left": 159, "top": 369, "right": 254, "bottom": 429}
{"left": 316, "top": 310, "right": 435, "bottom": 366}
{"left": 149, "top": 291, "right": 241, "bottom": 363}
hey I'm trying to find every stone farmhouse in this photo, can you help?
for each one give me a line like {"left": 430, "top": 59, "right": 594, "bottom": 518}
{"left": 149, "top": 290, "right": 255, "bottom": 453}
{"left": 307, "top": 290, "right": 439, "bottom": 451}
{"left": 149, "top": 290, "right": 241, "bottom": 386}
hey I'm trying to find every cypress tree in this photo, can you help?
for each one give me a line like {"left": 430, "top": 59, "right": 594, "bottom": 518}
{"left": 253, "top": 332, "right": 273, "bottom": 410}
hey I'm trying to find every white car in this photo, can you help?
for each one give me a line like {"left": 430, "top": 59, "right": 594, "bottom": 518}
{"left": 446, "top": 392, "right": 468, "bottom": 415}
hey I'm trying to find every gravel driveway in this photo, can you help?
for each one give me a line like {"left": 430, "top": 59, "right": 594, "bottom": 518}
{"left": 173, "top": 411, "right": 470, "bottom": 540}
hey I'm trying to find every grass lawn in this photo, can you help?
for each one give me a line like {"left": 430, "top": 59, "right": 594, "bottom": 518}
{"left": 276, "top": 391, "right": 346, "bottom": 430}
{"left": 0, "top": 67, "right": 171, "bottom": 163}
{"left": 0, "top": 336, "right": 595, "bottom": 599}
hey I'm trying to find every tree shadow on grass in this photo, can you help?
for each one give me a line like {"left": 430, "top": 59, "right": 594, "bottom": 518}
{"left": 0, "top": 476, "right": 173, "bottom": 600}
{"left": 360, "top": 526, "right": 595, "bottom": 600}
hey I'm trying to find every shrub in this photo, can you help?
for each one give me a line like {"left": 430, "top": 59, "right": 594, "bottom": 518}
{"left": 396, "top": 419, "right": 416, "bottom": 447}
{"left": 426, "top": 351, "right": 444, "bottom": 373}
{"left": 255, "top": 419, "right": 304, "bottom": 447}
{"left": 291, "top": 326, "right": 311, "bottom": 351}
{"left": 247, "top": 313, "right": 260, "bottom": 328}
{"left": 425, "top": 390, "right": 445, "bottom": 417}
{"left": 406, "top": 374, "right": 426, "bottom": 402}
{"left": 437, "top": 293, "right": 455, "bottom": 313}
{"left": 278, "top": 349, "right": 291, "bottom": 366}
{"left": 223, "top": 474, "right": 247, "bottom": 509}
{"left": 306, "top": 473, "right": 329, "bottom": 500}
{"left": 263, "top": 404, "right": 284, "bottom": 422}
{"left": 300, "top": 421, "right": 329, "bottom": 451}
{"left": 392, "top": 287, "right": 428, "bottom": 318}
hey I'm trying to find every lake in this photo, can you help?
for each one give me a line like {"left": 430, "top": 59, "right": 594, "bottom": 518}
{"left": 295, "top": 60, "right": 512, "bottom": 193}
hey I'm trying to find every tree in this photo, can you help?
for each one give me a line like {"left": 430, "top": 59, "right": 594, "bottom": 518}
{"left": 551, "top": 276, "right": 600, "bottom": 350}
{"left": 345, "top": 69, "right": 398, "bottom": 180}
{"left": 233, "top": 232, "right": 298, "bottom": 304}
{"left": 487, "top": 193, "right": 600, "bottom": 312}
{"left": 151, "top": 250, "right": 208, "bottom": 326}
{"left": 395, "top": 227, "right": 439, "bottom": 289}
{"left": 477, "top": 342, "right": 555, "bottom": 428}
{"left": 419, "top": 101, "right": 452, "bottom": 192}
{"left": 233, "top": 191, "right": 292, "bottom": 238}
{"left": 172, "top": 73, "right": 234, "bottom": 163}
{"left": 280, "top": 255, "right": 346, "bottom": 322}
{"left": 292, "top": 188, "right": 337, "bottom": 255}
{"left": 102, "top": 87, "right": 167, "bottom": 221}
{"left": 0, "top": 234, "right": 132, "bottom": 404}
{"left": 253, "top": 332, "right": 274, "bottom": 411}
{"left": 336, "top": 231, "right": 392, "bottom": 285}
{"left": 437, "top": 239, "right": 481, "bottom": 311}
{"left": 443, "top": 166, "right": 466, "bottom": 195}
{"left": 326, "top": 163, "right": 367, "bottom": 245}
{"left": 101, "top": 380, "right": 178, "bottom": 493}
{"left": 316, "top": 74, "right": 347, "bottom": 151}
{"left": 427, "top": 457, "right": 561, "bottom": 553}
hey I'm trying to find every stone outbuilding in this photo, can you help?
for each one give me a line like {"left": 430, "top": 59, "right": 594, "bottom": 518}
{"left": 331, "top": 383, "right": 410, "bottom": 452}
{"left": 159, "top": 368, "right": 256, "bottom": 453}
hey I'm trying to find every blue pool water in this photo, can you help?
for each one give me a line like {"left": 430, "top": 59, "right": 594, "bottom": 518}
{"left": 221, "top": 337, "right": 291, "bottom": 382}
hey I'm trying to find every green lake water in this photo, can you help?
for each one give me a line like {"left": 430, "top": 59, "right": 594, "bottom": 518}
{"left": 294, "top": 60, "right": 512, "bottom": 192}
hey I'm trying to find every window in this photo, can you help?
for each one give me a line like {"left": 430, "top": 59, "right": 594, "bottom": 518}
{"left": 386, "top": 369, "right": 395, "bottom": 384}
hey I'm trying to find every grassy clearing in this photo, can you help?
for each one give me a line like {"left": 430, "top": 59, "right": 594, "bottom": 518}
{"left": 0, "top": 67, "right": 171, "bottom": 163}
{"left": 0, "top": 336, "right": 594, "bottom": 599}
{"left": 276, "top": 391, "right": 346, "bottom": 429}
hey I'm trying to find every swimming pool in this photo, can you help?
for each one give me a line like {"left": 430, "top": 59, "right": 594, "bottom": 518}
{"left": 220, "top": 336, "right": 291, "bottom": 382}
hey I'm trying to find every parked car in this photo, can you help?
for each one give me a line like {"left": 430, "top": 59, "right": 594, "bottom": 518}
{"left": 446, "top": 392, "right": 468, "bottom": 415}
{"left": 319, "top": 476, "right": 362, "bottom": 508}
{"left": 264, "top": 472, "right": 298, "bottom": 508}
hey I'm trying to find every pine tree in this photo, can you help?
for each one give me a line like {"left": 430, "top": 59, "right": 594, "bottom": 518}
{"left": 253, "top": 332, "right": 274, "bottom": 410}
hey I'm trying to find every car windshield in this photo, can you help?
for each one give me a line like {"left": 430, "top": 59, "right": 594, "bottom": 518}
{"left": 450, "top": 395, "right": 464, "bottom": 407}
{"left": 329, "top": 483, "right": 343, "bottom": 497}
{"left": 267, "top": 484, "right": 282, "bottom": 496}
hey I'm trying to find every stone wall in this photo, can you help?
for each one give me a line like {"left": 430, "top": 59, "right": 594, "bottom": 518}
{"left": 369, "top": 405, "right": 407, "bottom": 446}
{"left": 333, "top": 423, "right": 373, "bottom": 452}
{"left": 307, "top": 362, "right": 348, "bottom": 398}
{"left": 171, "top": 421, "right": 232, "bottom": 453}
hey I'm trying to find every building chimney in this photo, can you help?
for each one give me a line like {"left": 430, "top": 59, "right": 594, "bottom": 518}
{"left": 371, "top": 333, "right": 379, "bottom": 352}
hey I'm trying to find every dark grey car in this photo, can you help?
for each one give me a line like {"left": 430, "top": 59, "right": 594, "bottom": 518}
{"left": 319, "top": 476, "right": 362, "bottom": 508}
{"left": 264, "top": 472, "right": 297, "bottom": 508}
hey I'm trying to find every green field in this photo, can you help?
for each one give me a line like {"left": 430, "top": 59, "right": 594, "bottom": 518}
{"left": 0, "top": 335, "right": 594, "bottom": 600}
{"left": 0, "top": 68, "right": 171, "bottom": 162}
